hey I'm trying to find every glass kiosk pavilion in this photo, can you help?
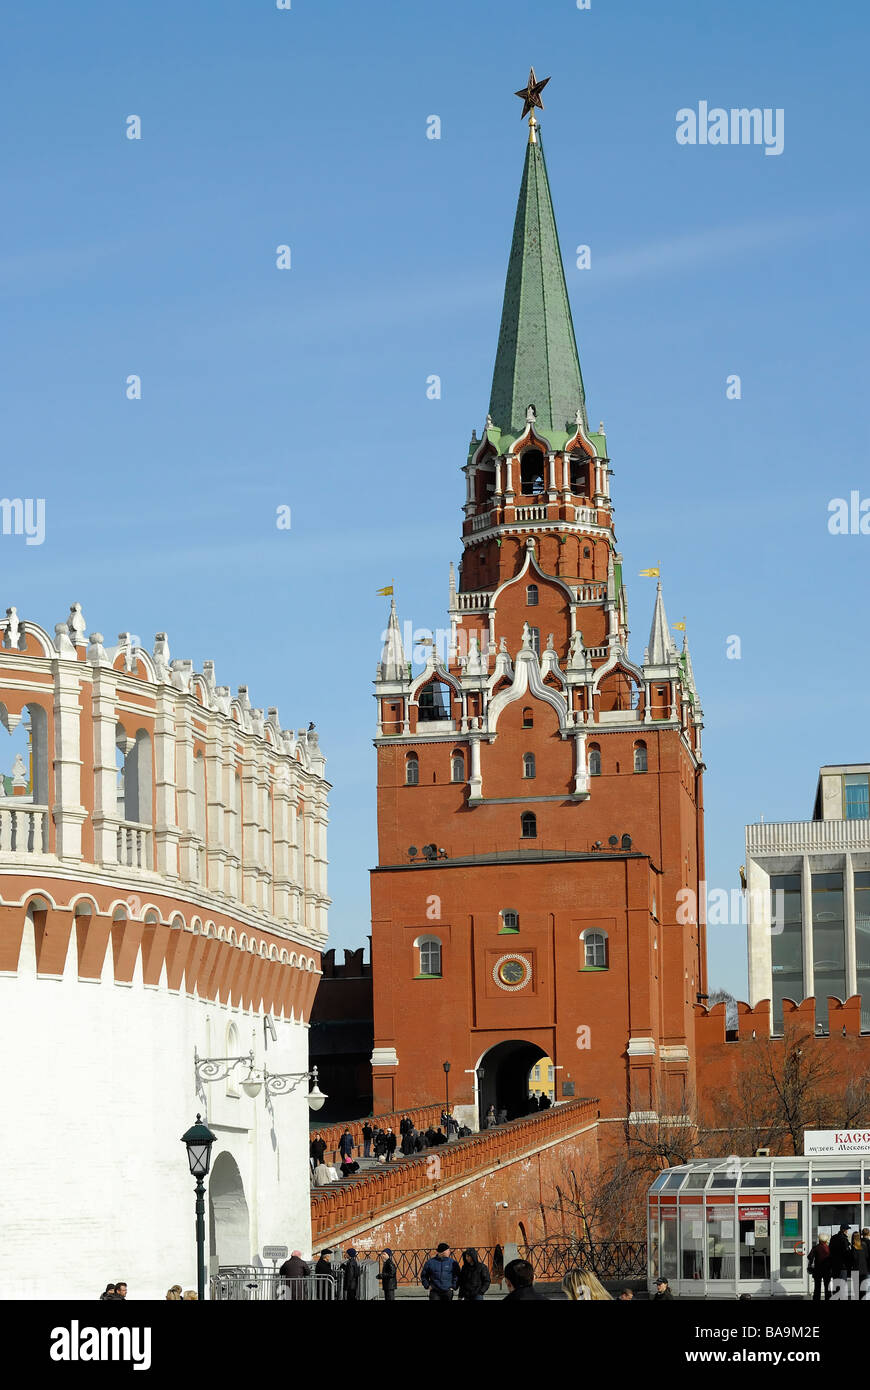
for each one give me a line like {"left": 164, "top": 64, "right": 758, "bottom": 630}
{"left": 648, "top": 1156, "right": 870, "bottom": 1297}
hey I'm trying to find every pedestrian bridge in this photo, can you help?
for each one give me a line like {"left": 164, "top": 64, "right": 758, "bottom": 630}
{"left": 309, "top": 1097, "right": 600, "bottom": 1254}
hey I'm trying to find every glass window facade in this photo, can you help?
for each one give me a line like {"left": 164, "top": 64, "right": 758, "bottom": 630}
{"left": 856, "top": 871, "right": 870, "bottom": 1031}
{"left": 648, "top": 1157, "right": 870, "bottom": 1296}
{"left": 770, "top": 873, "right": 802, "bottom": 1032}
{"left": 845, "top": 773, "right": 870, "bottom": 820}
{"left": 812, "top": 871, "right": 845, "bottom": 1030}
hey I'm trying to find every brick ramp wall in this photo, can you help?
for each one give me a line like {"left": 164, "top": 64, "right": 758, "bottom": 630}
{"left": 310, "top": 1097, "right": 599, "bottom": 1255}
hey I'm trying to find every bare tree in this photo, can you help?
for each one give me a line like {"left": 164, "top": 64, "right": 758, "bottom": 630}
{"left": 703, "top": 1024, "right": 864, "bottom": 1155}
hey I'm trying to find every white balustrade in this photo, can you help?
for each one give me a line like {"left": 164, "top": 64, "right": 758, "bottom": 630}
{"left": 116, "top": 821, "right": 153, "bottom": 871}
{"left": 514, "top": 505, "right": 548, "bottom": 521}
{"left": 0, "top": 803, "right": 49, "bottom": 854}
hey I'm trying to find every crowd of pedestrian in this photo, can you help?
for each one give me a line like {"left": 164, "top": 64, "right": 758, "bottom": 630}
{"left": 808, "top": 1224, "right": 870, "bottom": 1300}
{"left": 311, "top": 1113, "right": 479, "bottom": 1184}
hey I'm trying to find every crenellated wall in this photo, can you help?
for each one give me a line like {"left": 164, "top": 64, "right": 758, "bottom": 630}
{"left": 0, "top": 602, "right": 330, "bottom": 1299}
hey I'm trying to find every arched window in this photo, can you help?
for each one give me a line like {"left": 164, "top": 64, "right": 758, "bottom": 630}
{"left": 521, "top": 811, "right": 537, "bottom": 840}
{"left": 588, "top": 744, "right": 601, "bottom": 777}
{"left": 529, "top": 627, "right": 540, "bottom": 655}
{"left": 526, "top": 584, "right": 539, "bottom": 607}
{"left": 583, "top": 930, "right": 608, "bottom": 969}
{"left": 520, "top": 450, "right": 545, "bottom": 496}
{"left": 417, "top": 937, "right": 442, "bottom": 977}
{"left": 501, "top": 909, "right": 520, "bottom": 934}
{"left": 406, "top": 753, "right": 419, "bottom": 786}
{"left": 570, "top": 456, "right": 587, "bottom": 493}
{"left": 522, "top": 707, "right": 534, "bottom": 729}
{"left": 634, "top": 741, "right": 648, "bottom": 773}
{"left": 418, "top": 682, "right": 449, "bottom": 722}
{"left": 451, "top": 751, "right": 465, "bottom": 783}
{"left": 523, "top": 752, "right": 536, "bottom": 780}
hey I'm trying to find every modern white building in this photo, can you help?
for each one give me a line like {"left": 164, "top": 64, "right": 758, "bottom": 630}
{"left": 746, "top": 764, "right": 870, "bottom": 1033}
{"left": 0, "top": 603, "right": 329, "bottom": 1299}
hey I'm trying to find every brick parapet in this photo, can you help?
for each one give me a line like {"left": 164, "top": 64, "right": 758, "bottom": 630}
{"left": 310, "top": 1096, "right": 598, "bottom": 1244}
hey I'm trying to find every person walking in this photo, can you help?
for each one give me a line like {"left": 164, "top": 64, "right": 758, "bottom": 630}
{"left": 338, "top": 1128, "right": 354, "bottom": 1163}
{"left": 384, "top": 1127, "right": 397, "bottom": 1162}
{"left": 653, "top": 1277, "right": 674, "bottom": 1300}
{"left": 380, "top": 1249, "right": 398, "bottom": 1302}
{"left": 341, "top": 1248, "right": 361, "bottom": 1302}
{"left": 99, "top": 1284, "right": 116, "bottom": 1300}
{"left": 420, "top": 1243, "right": 461, "bottom": 1301}
{"left": 502, "top": 1258, "right": 548, "bottom": 1300}
{"left": 310, "top": 1134, "right": 327, "bottom": 1166}
{"left": 457, "top": 1248, "right": 491, "bottom": 1301}
{"left": 485, "top": 1105, "right": 496, "bottom": 1130}
{"left": 362, "top": 1122, "right": 374, "bottom": 1159}
{"left": 829, "top": 1224, "right": 852, "bottom": 1296}
{"left": 373, "top": 1128, "right": 387, "bottom": 1161}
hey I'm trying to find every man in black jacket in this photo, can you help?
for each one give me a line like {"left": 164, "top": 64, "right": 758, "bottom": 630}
{"left": 829, "top": 1225, "right": 853, "bottom": 1294}
{"left": 380, "top": 1249, "right": 398, "bottom": 1301}
{"left": 362, "top": 1122, "right": 374, "bottom": 1158}
{"left": 384, "top": 1127, "right": 397, "bottom": 1162}
{"left": 310, "top": 1135, "right": 327, "bottom": 1165}
{"left": 342, "top": 1249, "right": 360, "bottom": 1301}
{"left": 502, "top": 1258, "right": 548, "bottom": 1301}
{"left": 458, "top": 1248, "right": 491, "bottom": 1301}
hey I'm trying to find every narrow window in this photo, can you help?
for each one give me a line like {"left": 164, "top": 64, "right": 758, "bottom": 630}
{"left": 501, "top": 909, "right": 519, "bottom": 933}
{"left": 584, "top": 930, "right": 608, "bottom": 969}
{"left": 583, "top": 546, "right": 591, "bottom": 559}
{"left": 522, "top": 707, "right": 534, "bottom": 729}
{"left": 634, "top": 742, "right": 648, "bottom": 773}
{"left": 570, "top": 456, "right": 587, "bottom": 492}
{"left": 406, "top": 753, "right": 419, "bottom": 786}
{"left": 520, "top": 450, "right": 545, "bottom": 496}
{"left": 529, "top": 627, "right": 540, "bottom": 655}
{"left": 521, "top": 811, "right": 537, "bottom": 839}
{"left": 523, "top": 752, "right": 536, "bottom": 780}
{"left": 526, "top": 584, "right": 539, "bottom": 607}
{"left": 451, "top": 752, "right": 465, "bottom": 783}
{"left": 419, "top": 938, "right": 442, "bottom": 977}
{"left": 588, "top": 744, "right": 601, "bottom": 777}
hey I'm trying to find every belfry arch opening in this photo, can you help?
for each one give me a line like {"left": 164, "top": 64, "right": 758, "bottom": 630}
{"left": 477, "top": 1039, "right": 548, "bottom": 1126}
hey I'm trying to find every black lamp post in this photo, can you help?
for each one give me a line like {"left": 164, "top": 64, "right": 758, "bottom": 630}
{"left": 181, "top": 1113, "right": 217, "bottom": 1301}
{"left": 477, "top": 1065, "right": 485, "bottom": 1128}
{"left": 442, "top": 1060, "right": 451, "bottom": 1143}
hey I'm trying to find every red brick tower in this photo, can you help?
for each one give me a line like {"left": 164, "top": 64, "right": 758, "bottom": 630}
{"left": 370, "top": 98, "right": 706, "bottom": 1131}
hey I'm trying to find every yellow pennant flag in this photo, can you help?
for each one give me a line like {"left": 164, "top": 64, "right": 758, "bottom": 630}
{"left": 376, "top": 585, "right": 394, "bottom": 596}
{"left": 672, "top": 621, "right": 686, "bottom": 632}
{"left": 638, "top": 567, "right": 660, "bottom": 578}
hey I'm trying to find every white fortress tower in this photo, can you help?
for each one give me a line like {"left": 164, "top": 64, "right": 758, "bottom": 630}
{"left": 0, "top": 603, "right": 329, "bottom": 1299}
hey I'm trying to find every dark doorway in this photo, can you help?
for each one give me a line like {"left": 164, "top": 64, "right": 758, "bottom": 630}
{"left": 477, "top": 1039, "right": 548, "bottom": 1126}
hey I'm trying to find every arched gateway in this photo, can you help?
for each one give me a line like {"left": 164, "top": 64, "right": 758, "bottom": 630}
{"left": 477, "top": 1039, "right": 547, "bottom": 1125}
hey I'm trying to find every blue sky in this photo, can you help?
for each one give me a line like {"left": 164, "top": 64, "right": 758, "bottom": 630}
{"left": 1, "top": 1, "right": 868, "bottom": 998}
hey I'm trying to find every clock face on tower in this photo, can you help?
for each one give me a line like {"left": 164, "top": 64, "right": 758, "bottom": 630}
{"left": 493, "top": 954, "right": 532, "bottom": 991}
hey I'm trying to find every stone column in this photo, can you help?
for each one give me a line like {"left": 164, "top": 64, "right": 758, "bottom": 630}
{"left": 52, "top": 662, "right": 86, "bottom": 861}
{"left": 153, "top": 687, "right": 180, "bottom": 879}
{"left": 174, "top": 704, "right": 199, "bottom": 883}
{"left": 801, "top": 853, "right": 814, "bottom": 1004}
{"left": 468, "top": 736, "right": 483, "bottom": 801}
{"left": 845, "top": 851, "right": 857, "bottom": 999}
{"left": 90, "top": 666, "right": 120, "bottom": 865}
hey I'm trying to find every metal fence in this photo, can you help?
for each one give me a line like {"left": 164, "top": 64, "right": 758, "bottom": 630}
{"left": 210, "top": 1269, "right": 339, "bottom": 1301}
{"left": 521, "top": 1240, "right": 647, "bottom": 1281}
{"left": 390, "top": 1246, "right": 504, "bottom": 1285}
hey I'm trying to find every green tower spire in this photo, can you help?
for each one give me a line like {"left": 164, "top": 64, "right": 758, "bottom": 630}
{"left": 488, "top": 125, "right": 588, "bottom": 439}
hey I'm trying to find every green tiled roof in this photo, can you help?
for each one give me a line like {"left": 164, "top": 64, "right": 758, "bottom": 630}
{"left": 488, "top": 132, "right": 588, "bottom": 439}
